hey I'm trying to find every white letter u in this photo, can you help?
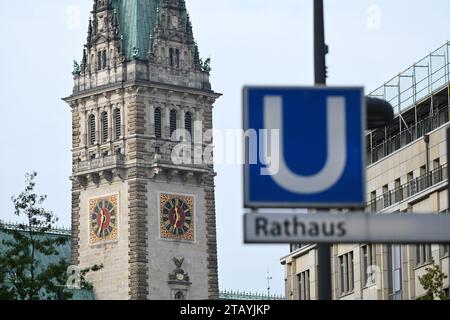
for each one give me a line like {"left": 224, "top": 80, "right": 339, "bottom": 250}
{"left": 262, "top": 96, "right": 347, "bottom": 194}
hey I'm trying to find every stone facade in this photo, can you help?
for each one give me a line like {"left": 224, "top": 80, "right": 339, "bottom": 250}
{"left": 64, "top": 0, "right": 221, "bottom": 300}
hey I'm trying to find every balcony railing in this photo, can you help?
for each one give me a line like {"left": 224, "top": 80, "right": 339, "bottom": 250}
{"left": 367, "top": 107, "right": 448, "bottom": 165}
{"left": 366, "top": 164, "right": 448, "bottom": 212}
{"left": 74, "top": 154, "right": 125, "bottom": 174}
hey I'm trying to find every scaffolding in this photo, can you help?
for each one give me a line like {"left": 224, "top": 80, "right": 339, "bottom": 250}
{"left": 367, "top": 41, "right": 450, "bottom": 165}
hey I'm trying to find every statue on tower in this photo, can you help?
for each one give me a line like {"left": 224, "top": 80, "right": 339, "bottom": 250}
{"left": 72, "top": 60, "right": 81, "bottom": 76}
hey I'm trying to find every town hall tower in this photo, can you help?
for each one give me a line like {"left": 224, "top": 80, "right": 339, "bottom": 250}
{"left": 63, "top": 0, "right": 220, "bottom": 300}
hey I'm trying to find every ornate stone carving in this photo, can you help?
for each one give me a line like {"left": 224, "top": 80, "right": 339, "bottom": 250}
{"left": 196, "top": 172, "right": 208, "bottom": 186}
{"left": 166, "top": 169, "right": 179, "bottom": 183}
{"left": 181, "top": 171, "right": 194, "bottom": 184}
{"left": 112, "top": 168, "right": 125, "bottom": 181}
{"left": 149, "top": 167, "right": 161, "bottom": 180}
{"left": 88, "top": 172, "right": 100, "bottom": 185}
{"left": 168, "top": 257, "right": 191, "bottom": 284}
{"left": 101, "top": 170, "right": 113, "bottom": 183}
{"left": 76, "top": 175, "right": 88, "bottom": 188}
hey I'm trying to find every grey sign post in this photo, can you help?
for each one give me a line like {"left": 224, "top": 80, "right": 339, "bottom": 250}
{"left": 244, "top": 213, "right": 450, "bottom": 244}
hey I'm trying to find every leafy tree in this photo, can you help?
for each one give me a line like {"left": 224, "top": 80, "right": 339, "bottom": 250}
{"left": 0, "top": 172, "right": 102, "bottom": 300}
{"left": 418, "top": 258, "right": 449, "bottom": 300}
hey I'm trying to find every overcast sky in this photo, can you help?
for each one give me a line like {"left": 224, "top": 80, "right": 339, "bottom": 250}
{"left": 0, "top": 0, "right": 449, "bottom": 296}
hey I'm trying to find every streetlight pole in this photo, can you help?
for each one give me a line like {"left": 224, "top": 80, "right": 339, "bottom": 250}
{"left": 314, "top": 0, "right": 327, "bottom": 85}
{"left": 314, "top": 0, "right": 332, "bottom": 301}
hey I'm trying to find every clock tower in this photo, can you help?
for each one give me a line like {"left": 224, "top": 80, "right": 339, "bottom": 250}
{"left": 63, "top": 0, "right": 220, "bottom": 300}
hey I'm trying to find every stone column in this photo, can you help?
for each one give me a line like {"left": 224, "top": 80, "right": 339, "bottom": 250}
{"left": 179, "top": 106, "right": 185, "bottom": 140}
{"left": 108, "top": 104, "right": 113, "bottom": 143}
{"left": 95, "top": 108, "right": 100, "bottom": 145}
{"left": 165, "top": 105, "right": 171, "bottom": 140}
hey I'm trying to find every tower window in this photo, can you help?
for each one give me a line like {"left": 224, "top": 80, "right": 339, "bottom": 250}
{"left": 185, "top": 111, "right": 192, "bottom": 140}
{"left": 114, "top": 109, "right": 121, "bottom": 140}
{"left": 175, "top": 49, "right": 180, "bottom": 68}
{"left": 154, "top": 107, "right": 162, "bottom": 139}
{"left": 169, "top": 48, "right": 174, "bottom": 67}
{"left": 97, "top": 51, "right": 102, "bottom": 70}
{"left": 101, "top": 111, "right": 108, "bottom": 143}
{"left": 89, "top": 114, "right": 96, "bottom": 145}
{"left": 102, "top": 50, "right": 107, "bottom": 69}
{"left": 170, "top": 110, "right": 177, "bottom": 138}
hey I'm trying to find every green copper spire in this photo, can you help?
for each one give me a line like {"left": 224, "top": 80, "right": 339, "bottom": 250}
{"left": 112, "top": 0, "right": 162, "bottom": 60}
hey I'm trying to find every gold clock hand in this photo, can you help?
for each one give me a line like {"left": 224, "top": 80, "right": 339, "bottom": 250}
{"left": 98, "top": 212, "right": 105, "bottom": 236}
{"left": 174, "top": 207, "right": 180, "bottom": 228}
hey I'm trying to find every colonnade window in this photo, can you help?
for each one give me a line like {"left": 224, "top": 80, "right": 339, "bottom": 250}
{"left": 170, "top": 110, "right": 177, "bottom": 138}
{"left": 185, "top": 111, "right": 192, "bottom": 140}
{"left": 101, "top": 112, "right": 108, "bottom": 143}
{"left": 114, "top": 109, "right": 121, "bottom": 140}
{"left": 155, "top": 108, "right": 162, "bottom": 139}
{"left": 89, "top": 114, "right": 96, "bottom": 145}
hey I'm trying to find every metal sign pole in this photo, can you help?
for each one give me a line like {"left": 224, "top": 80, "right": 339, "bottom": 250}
{"left": 314, "top": 0, "right": 332, "bottom": 301}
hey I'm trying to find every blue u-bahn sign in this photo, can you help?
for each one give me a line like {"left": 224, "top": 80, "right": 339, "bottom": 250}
{"left": 243, "top": 86, "right": 366, "bottom": 208}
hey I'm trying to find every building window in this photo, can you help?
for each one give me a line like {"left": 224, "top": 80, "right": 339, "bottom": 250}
{"left": 388, "top": 245, "right": 403, "bottom": 300}
{"left": 102, "top": 50, "right": 107, "bottom": 69}
{"left": 97, "top": 51, "right": 102, "bottom": 70}
{"left": 440, "top": 244, "right": 450, "bottom": 258}
{"left": 298, "top": 270, "right": 310, "bottom": 300}
{"left": 114, "top": 109, "right": 121, "bottom": 140}
{"left": 170, "top": 110, "right": 177, "bottom": 138}
{"left": 154, "top": 108, "right": 162, "bottom": 139}
{"left": 175, "top": 49, "right": 180, "bottom": 68}
{"left": 393, "top": 178, "right": 402, "bottom": 203}
{"left": 382, "top": 184, "right": 390, "bottom": 208}
{"left": 416, "top": 244, "right": 432, "bottom": 266}
{"left": 369, "top": 191, "right": 377, "bottom": 212}
{"left": 362, "top": 244, "right": 376, "bottom": 287}
{"left": 433, "top": 158, "right": 442, "bottom": 183}
{"left": 185, "top": 111, "right": 192, "bottom": 140}
{"left": 169, "top": 48, "right": 174, "bottom": 67}
{"left": 339, "top": 252, "right": 354, "bottom": 296}
{"left": 407, "top": 171, "right": 415, "bottom": 196}
{"left": 88, "top": 114, "right": 96, "bottom": 145}
{"left": 101, "top": 111, "right": 108, "bottom": 143}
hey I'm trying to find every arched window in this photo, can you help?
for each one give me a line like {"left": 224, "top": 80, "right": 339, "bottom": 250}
{"left": 89, "top": 114, "right": 96, "bottom": 145}
{"left": 169, "top": 48, "right": 174, "bottom": 67}
{"left": 101, "top": 111, "right": 108, "bottom": 143}
{"left": 102, "top": 50, "right": 107, "bottom": 69}
{"left": 175, "top": 49, "right": 180, "bottom": 68}
{"left": 170, "top": 110, "right": 177, "bottom": 138}
{"left": 114, "top": 109, "right": 121, "bottom": 140}
{"left": 97, "top": 51, "right": 102, "bottom": 70}
{"left": 185, "top": 111, "right": 192, "bottom": 140}
{"left": 154, "top": 107, "right": 162, "bottom": 139}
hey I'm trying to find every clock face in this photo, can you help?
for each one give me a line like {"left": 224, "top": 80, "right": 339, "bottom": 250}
{"left": 89, "top": 195, "right": 119, "bottom": 244}
{"left": 160, "top": 193, "right": 194, "bottom": 241}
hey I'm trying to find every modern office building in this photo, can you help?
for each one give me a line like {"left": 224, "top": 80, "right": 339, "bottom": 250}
{"left": 281, "top": 41, "right": 450, "bottom": 300}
